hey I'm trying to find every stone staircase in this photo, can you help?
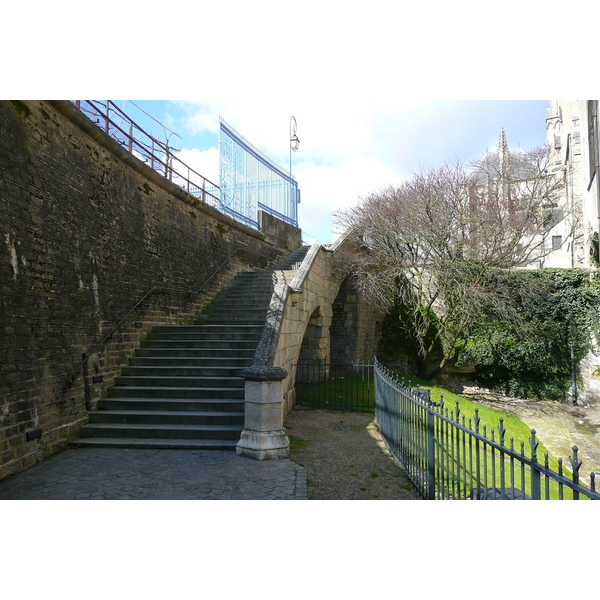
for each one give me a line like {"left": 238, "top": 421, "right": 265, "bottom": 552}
{"left": 72, "top": 245, "right": 309, "bottom": 450}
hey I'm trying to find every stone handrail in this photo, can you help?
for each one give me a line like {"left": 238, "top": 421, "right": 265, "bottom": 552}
{"left": 236, "top": 236, "right": 356, "bottom": 459}
{"left": 237, "top": 243, "right": 329, "bottom": 459}
{"left": 241, "top": 244, "right": 321, "bottom": 381}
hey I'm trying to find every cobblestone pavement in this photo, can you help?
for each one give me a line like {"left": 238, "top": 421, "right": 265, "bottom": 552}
{"left": 0, "top": 447, "right": 307, "bottom": 500}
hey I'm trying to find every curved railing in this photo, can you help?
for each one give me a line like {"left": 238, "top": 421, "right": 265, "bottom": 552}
{"left": 242, "top": 244, "right": 319, "bottom": 380}
{"left": 72, "top": 100, "right": 220, "bottom": 207}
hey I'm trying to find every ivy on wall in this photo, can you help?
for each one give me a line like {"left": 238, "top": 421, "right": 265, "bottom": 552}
{"left": 379, "top": 268, "right": 600, "bottom": 401}
{"left": 455, "top": 269, "right": 600, "bottom": 400}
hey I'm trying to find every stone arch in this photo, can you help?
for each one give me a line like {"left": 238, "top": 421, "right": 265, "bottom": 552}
{"left": 329, "top": 276, "right": 359, "bottom": 364}
{"left": 298, "top": 305, "right": 331, "bottom": 364}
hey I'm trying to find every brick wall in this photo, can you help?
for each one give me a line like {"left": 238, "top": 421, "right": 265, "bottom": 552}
{"left": 0, "top": 100, "right": 300, "bottom": 480}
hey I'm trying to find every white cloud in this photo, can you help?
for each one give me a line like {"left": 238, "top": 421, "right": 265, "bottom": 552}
{"left": 172, "top": 147, "right": 219, "bottom": 188}
{"left": 295, "top": 155, "right": 404, "bottom": 244}
{"left": 169, "top": 96, "right": 419, "bottom": 244}
{"left": 164, "top": 97, "right": 553, "bottom": 246}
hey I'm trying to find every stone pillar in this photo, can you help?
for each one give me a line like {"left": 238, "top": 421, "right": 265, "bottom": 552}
{"left": 236, "top": 366, "right": 290, "bottom": 460}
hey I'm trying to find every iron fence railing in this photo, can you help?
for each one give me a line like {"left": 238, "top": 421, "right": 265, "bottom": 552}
{"left": 72, "top": 100, "right": 220, "bottom": 207}
{"left": 374, "top": 358, "right": 600, "bottom": 500}
{"left": 294, "top": 360, "right": 374, "bottom": 411}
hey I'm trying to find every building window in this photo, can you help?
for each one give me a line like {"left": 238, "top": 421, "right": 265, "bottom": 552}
{"left": 552, "top": 235, "right": 562, "bottom": 250}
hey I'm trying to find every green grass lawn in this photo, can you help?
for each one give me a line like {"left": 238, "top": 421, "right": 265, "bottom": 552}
{"left": 295, "top": 371, "right": 375, "bottom": 412}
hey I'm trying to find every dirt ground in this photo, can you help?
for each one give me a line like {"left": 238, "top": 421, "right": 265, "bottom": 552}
{"left": 284, "top": 394, "right": 600, "bottom": 499}
{"left": 284, "top": 407, "right": 421, "bottom": 500}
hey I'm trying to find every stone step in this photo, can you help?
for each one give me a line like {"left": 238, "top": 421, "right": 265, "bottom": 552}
{"left": 220, "top": 288, "right": 275, "bottom": 300}
{"left": 134, "top": 348, "right": 256, "bottom": 358}
{"left": 152, "top": 324, "right": 264, "bottom": 333}
{"left": 78, "top": 422, "right": 242, "bottom": 440}
{"left": 211, "top": 282, "right": 275, "bottom": 304}
{"left": 129, "top": 356, "right": 254, "bottom": 367}
{"left": 148, "top": 328, "right": 263, "bottom": 339}
{"left": 89, "top": 410, "right": 244, "bottom": 426}
{"left": 195, "top": 318, "right": 267, "bottom": 326}
{"left": 146, "top": 335, "right": 260, "bottom": 343}
{"left": 122, "top": 365, "right": 247, "bottom": 377}
{"left": 220, "top": 285, "right": 273, "bottom": 292}
{"left": 195, "top": 316, "right": 266, "bottom": 325}
{"left": 98, "top": 397, "right": 244, "bottom": 412}
{"left": 71, "top": 437, "right": 238, "bottom": 450}
{"left": 231, "top": 272, "right": 274, "bottom": 280}
{"left": 107, "top": 386, "right": 244, "bottom": 399}
{"left": 201, "top": 308, "right": 269, "bottom": 317}
{"left": 149, "top": 326, "right": 261, "bottom": 333}
{"left": 206, "top": 297, "right": 271, "bottom": 306}
{"left": 140, "top": 339, "right": 260, "bottom": 349}
{"left": 114, "top": 376, "right": 245, "bottom": 388}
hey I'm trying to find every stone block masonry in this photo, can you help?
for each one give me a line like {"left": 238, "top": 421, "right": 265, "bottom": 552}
{"left": 0, "top": 100, "right": 300, "bottom": 480}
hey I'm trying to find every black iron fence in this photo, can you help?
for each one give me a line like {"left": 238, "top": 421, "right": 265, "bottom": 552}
{"left": 294, "top": 360, "right": 374, "bottom": 411}
{"left": 374, "top": 358, "right": 600, "bottom": 500}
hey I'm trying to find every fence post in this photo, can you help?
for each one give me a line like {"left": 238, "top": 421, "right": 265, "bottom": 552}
{"left": 128, "top": 123, "right": 133, "bottom": 154}
{"left": 529, "top": 430, "right": 541, "bottom": 500}
{"left": 427, "top": 403, "right": 436, "bottom": 500}
{"left": 569, "top": 446, "right": 582, "bottom": 500}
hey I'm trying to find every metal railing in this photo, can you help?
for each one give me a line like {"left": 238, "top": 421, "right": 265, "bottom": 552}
{"left": 294, "top": 360, "right": 374, "bottom": 411}
{"left": 64, "top": 242, "right": 288, "bottom": 392}
{"left": 72, "top": 100, "right": 220, "bottom": 207}
{"left": 374, "top": 358, "right": 600, "bottom": 500}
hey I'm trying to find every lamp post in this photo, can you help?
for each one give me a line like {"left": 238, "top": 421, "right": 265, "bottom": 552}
{"left": 289, "top": 115, "right": 300, "bottom": 177}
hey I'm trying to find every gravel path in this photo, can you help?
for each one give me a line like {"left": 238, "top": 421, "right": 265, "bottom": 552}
{"left": 284, "top": 407, "right": 421, "bottom": 500}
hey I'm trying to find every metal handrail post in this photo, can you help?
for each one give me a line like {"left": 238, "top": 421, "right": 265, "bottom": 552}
{"left": 529, "top": 430, "right": 541, "bottom": 499}
{"left": 427, "top": 404, "right": 436, "bottom": 500}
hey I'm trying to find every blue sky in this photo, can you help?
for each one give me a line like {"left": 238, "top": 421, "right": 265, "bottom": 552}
{"left": 119, "top": 99, "right": 550, "bottom": 244}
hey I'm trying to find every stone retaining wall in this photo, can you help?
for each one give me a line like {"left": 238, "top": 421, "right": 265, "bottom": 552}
{"left": 0, "top": 100, "right": 299, "bottom": 479}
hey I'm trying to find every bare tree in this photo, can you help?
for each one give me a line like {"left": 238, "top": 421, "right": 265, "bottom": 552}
{"left": 334, "top": 147, "right": 568, "bottom": 378}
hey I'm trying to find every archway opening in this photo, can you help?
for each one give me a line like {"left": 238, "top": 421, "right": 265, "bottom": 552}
{"left": 297, "top": 305, "right": 330, "bottom": 383}
{"left": 330, "top": 277, "right": 359, "bottom": 364}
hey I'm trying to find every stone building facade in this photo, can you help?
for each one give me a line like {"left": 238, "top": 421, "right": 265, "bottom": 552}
{"left": 545, "top": 100, "right": 600, "bottom": 269}
{"left": 546, "top": 101, "right": 600, "bottom": 403}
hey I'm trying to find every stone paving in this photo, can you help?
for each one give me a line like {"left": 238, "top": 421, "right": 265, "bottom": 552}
{"left": 0, "top": 447, "right": 307, "bottom": 500}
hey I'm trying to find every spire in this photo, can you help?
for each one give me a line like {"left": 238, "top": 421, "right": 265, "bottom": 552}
{"left": 498, "top": 128, "right": 509, "bottom": 162}
{"left": 498, "top": 128, "right": 511, "bottom": 204}
{"left": 498, "top": 128, "right": 510, "bottom": 177}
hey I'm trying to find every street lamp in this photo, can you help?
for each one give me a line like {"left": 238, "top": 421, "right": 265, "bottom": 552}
{"left": 289, "top": 115, "right": 299, "bottom": 177}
